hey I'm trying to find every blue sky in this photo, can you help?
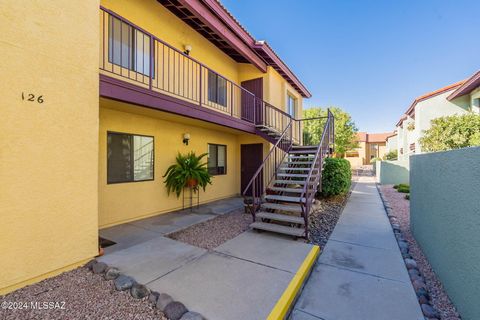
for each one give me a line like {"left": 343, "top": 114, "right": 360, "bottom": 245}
{"left": 221, "top": 0, "right": 480, "bottom": 133}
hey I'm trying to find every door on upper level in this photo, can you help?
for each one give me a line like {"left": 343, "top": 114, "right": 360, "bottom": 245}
{"left": 241, "top": 78, "right": 263, "bottom": 124}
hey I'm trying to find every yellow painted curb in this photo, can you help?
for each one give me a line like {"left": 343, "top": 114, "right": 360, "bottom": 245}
{"left": 267, "top": 245, "right": 320, "bottom": 320}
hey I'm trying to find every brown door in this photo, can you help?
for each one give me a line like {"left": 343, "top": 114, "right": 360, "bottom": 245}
{"left": 241, "top": 78, "right": 263, "bottom": 124}
{"left": 241, "top": 143, "right": 263, "bottom": 196}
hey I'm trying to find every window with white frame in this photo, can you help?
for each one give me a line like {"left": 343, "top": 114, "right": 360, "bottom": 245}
{"left": 287, "top": 94, "right": 296, "bottom": 117}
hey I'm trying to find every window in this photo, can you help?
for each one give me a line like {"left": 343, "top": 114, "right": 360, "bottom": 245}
{"left": 108, "top": 15, "right": 151, "bottom": 76}
{"left": 287, "top": 94, "right": 296, "bottom": 117}
{"left": 208, "top": 70, "right": 227, "bottom": 107}
{"left": 107, "top": 132, "right": 154, "bottom": 183}
{"left": 208, "top": 144, "right": 226, "bottom": 175}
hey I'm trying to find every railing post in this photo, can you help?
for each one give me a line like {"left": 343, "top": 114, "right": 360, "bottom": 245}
{"left": 149, "top": 36, "right": 154, "bottom": 90}
{"left": 199, "top": 66, "right": 202, "bottom": 107}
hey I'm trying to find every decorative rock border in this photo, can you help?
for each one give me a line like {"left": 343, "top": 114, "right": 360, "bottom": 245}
{"left": 376, "top": 185, "right": 441, "bottom": 320}
{"left": 85, "top": 259, "right": 205, "bottom": 320}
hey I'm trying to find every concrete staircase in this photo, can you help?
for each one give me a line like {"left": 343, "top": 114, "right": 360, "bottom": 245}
{"left": 250, "top": 145, "right": 318, "bottom": 238}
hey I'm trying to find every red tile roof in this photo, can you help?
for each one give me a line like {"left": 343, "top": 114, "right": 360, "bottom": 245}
{"left": 397, "top": 79, "right": 467, "bottom": 125}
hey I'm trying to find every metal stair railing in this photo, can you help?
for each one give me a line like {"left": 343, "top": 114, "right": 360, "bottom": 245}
{"left": 299, "top": 109, "right": 335, "bottom": 237}
{"left": 242, "top": 119, "right": 294, "bottom": 220}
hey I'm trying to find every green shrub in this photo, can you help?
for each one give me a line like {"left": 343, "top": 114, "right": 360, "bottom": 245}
{"left": 405, "top": 194, "right": 410, "bottom": 200}
{"left": 383, "top": 150, "right": 398, "bottom": 161}
{"left": 397, "top": 185, "right": 410, "bottom": 193}
{"left": 393, "top": 185, "right": 399, "bottom": 189}
{"left": 321, "top": 158, "right": 352, "bottom": 197}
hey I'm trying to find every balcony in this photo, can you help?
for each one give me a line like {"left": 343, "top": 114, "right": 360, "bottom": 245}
{"left": 99, "top": 7, "right": 300, "bottom": 143}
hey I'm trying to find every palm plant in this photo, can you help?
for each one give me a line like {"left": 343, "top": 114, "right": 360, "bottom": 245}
{"left": 163, "top": 152, "right": 212, "bottom": 197}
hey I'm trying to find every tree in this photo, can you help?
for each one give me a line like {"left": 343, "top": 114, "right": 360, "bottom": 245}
{"left": 302, "top": 107, "right": 358, "bottom": 156}
{"left": 419, "top": 113, "right": 480, "bottom": 152}
{"left": 383, "top": 150, "right": 398, "bottom": 160}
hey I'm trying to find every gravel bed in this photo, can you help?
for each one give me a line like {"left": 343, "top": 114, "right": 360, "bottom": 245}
{"left": 380, "top": 185, "right": 461, "bottom": 320}
{"left": 308, "top": 176, "right": 357, "bottom": 249}
{"left": 307, "top": 196, "right": 347, "bottom": 248}
{"left": 168, "top": 209, "right": 251, "bottom": 250}
{"left": 0, "top": 267, "right": 166, "bottom": 320}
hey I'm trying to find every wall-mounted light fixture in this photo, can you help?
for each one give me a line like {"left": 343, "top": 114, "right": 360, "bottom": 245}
{"left": 184, "top": 44, "right": 192, "bottom": 56}
{"left": 183, "top": 133, "right": 191, "bottom": 145}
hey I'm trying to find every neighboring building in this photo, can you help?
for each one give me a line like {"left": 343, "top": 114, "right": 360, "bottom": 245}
{"left": 1, "top": 0, "right": 319, "bottom": 294}
{"left": 346, "top": 132, "right": 394, "bottom": 167}
{"left": 447, "top": 70, "right": 480, "bottom": 113}
{"left": 386, "top": 132, "right": 398, "bottom": 155}
{"left": 395, "top": 78, "right": 475, "bottom": 160}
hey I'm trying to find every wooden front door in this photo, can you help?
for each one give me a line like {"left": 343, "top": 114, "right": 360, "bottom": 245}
{"left": 241, "top": 143, "right": 263, "bottom": 196}
{"left": 241, "top": 78, "right": 263, "bottom": 124}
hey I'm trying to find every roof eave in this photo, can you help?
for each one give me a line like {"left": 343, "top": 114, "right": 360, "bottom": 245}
{"left": 179, "top": 0, "right": 267, "bottom": 72}
{"left": 447, "top": 70, "right": 480, "bottom": 101}
{"left": 253, "top": 41, "right": 312, "bottom": 98}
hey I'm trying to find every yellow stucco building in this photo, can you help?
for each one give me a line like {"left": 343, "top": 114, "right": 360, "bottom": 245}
{"left": 346, "top": 132, "right": 394, "bottom": 167}
{"left": 0, "top": 0, "right": 313, "bottom": 293}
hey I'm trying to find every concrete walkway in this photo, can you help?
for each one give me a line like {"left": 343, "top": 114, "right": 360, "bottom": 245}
{"left": 99, "top": 197, "right": 314, "bottom": 320}
{"left": 292, "top": 176, "right": 424, "bottom": 320}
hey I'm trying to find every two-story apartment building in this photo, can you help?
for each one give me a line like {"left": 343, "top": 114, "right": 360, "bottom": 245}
{"left": 1, "top": 0, "right": 329, "bottom": 294}
{"left": 345, "top": 132, "right": 394, "bottom": 167}
{"left": 395, "top": 77, "right": 477, "bottom": 160}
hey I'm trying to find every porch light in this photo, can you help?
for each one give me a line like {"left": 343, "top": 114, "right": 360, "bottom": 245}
{"left": 184, "top": 44, "right": 192, "bottom": 55}
{"left": 183, "top": 133, "right": 191, "bottom": 145}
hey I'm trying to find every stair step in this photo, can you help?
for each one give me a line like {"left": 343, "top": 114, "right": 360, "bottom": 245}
{"left": 285, "top": 160, "right": 314, "bottom": 164}
{"left": 250, "top": 222, "right": 305, "bottom": 237}
{"left": 273, "top": 180, "right": 307, "bottom": 185}
{"left": 292, "top": 145, "right": 318, "bottom": 149}
{"left": 289, "top": 149, "right": 316, "bottom": 154}
{"left": 265, "top": 195, "right": 306, "bottom": 203}
{"left": 256, "top": 211, "right": 305, "bottom": 224}
{"left": 279, "top": 167, "right": 310, "bottom": 171}
{"left": 261, "top": 202, "right": 302, "bottom": 213}
{"left": 268, "top": 187, "right": 304, "bottom": 193}
{"left": 277, "top": 173, "right": 308, "bottom": 178}
{"left": 288, "top": 155, "right": 315, "bottom": 159}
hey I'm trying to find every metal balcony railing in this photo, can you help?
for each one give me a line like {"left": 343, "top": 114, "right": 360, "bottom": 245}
{"left": 99, "top": 6, "right": 301, "bottom": 143}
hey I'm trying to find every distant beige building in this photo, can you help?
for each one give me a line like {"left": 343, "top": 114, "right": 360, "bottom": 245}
{"left": 346, "top": 132, "right": 394, "bottom": 167}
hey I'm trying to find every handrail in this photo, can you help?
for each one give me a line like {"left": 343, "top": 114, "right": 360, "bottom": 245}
{"left": 100, "top": 6, "right": 256, "bottom": 97}
{"left": 299, "top": 109, "right": 334, "bottom": 236}
{"left": 242, "top": 119, "right": 293, "bottom": 195}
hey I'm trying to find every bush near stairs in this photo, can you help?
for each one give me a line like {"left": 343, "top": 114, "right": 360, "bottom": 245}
{"left": 320, "top": 158, "right": 352, "bottom": 197}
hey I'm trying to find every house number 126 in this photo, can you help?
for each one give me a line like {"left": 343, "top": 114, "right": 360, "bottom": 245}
{"left": 21, "top": 92, "right": 44, "bottom": 104}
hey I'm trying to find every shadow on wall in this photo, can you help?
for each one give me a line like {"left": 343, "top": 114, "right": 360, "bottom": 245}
{"left": 375, "top": 160, "right": 409, "bottom": 185}
{"left": 410, "top": 147, "right": 480, "bottom": 320}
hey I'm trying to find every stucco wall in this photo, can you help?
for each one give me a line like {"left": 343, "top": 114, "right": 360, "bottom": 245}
{"left": 99, "top": 101, "right": 264, "bottom": 228}
{"left": 415, "top": 91, "right": 470, "bottom": 153}
{"left": 410, "top": 147, "right": 480, "bottom": 320}
{"left": 376, "top": 160, "right": 409, "bottom": 185}
{"left": 386, "top": 135, "right": 398, "bottom": 154}
{"left": 0, "top": 1, "right": 99, "bottom": 293}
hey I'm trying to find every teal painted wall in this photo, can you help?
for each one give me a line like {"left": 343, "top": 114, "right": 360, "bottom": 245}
{"left": 410, "top": 147, "right": 480, "bottom": 320}
{"left": 376, "top": 160, "right": 409, "bottom": 185}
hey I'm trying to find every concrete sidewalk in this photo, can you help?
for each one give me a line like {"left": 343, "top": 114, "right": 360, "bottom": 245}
{"left": 99, "top": 197, "right": 315, "bottom": 320}
{"left": 292, "top": 176, "right": 424, "bottom": 320}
